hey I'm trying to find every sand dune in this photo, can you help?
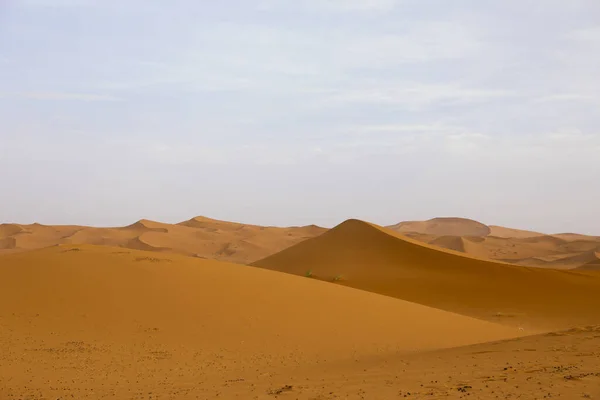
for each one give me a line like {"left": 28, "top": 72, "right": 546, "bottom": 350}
{"left": 389, "top": 217, "right": 491, "bottom": 236}
{"left": 0, "top": 245, "right": 523, "bottom": 398}
{"left": 253, "top": 219, "right": 600, "bottom": 330}
{"left": 488, "top": 225, "right": 545, "bottom": 238}
{"left": 387, "top": 218, "right": 599, "bottom": 269}
{"left": 0, "top": 217, "right": 326, "bottom": 263}
{"left": 576, "top": 252, "right": 600, "bottom": 270}
{"left": 553, "top": 232, "right": 600, "bottom": 242}
{"left": 2, "top": 216, "right": 596, "bottom": 268}
{"left": 2, "top": 223, "right": 599, "bottom": 398}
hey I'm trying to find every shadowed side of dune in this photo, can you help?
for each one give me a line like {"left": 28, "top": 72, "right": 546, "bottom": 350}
{"left": 252, "top": 219, "right": 600, "bottom": 330}
{"left": 488, "top": 225, "right": 545, "bottom": 238}
{"left": 0, "top": 236, "right": 17, "bottom": 249}
{"left": 0, "top": 223, "right": 28, "bottom": 237}
{"left": 126, "top": 235, "right": 172, "bottom": 253}
{"left": 575, "top": 252, "right": 600, "bottom": 271}
{"left": 429, "top": 235, "right": 467, "bottom": 253}
{"left": 121, "top": 219, "right": 170, "bottom": 233}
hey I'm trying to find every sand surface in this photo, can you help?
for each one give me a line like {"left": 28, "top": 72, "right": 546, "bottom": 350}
{"left": 1, "top": 244, "right": 599, "bottom": 399}
{"left": 0, "top": 217, "right": 325, "bottom": 264}
{"left": 0, "top": 244, "right": 525, "bottom": 398}
{"left": 387, "top": 217, "right": 600, "bottom": 269}
{"left": 2, "top": 217, "right": 600, "bottom": 399}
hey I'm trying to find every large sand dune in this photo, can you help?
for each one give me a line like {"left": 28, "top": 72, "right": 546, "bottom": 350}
{"left": 0, "top": 245, "right": 522, "bottom": 398}
{"left": 253, "top": 219, "right": 600, "bottom": 330}
{"left": 0, "top": 217, "right": 325, "bottom": 263}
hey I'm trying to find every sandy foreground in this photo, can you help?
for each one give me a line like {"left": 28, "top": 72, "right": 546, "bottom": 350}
{"left": 1, "top": 220, "right": 600, "bottom": 399}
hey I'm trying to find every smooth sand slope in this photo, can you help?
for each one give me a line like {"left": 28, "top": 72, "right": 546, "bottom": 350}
{"left": 0, "top": 216, "right": 325, "bottom": 263}
{"left": 0, "top": 245, "right": 522, "bottom": 399}
{"left": 254, "top": 219, "right": 600, "bottom": 330}
{"left": 387, "top": 217, "right": 600, "bottom": 269}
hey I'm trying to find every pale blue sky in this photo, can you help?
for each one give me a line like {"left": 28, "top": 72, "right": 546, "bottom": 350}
{"left": 1, "top": 0, "right": 599, "bottom": 234}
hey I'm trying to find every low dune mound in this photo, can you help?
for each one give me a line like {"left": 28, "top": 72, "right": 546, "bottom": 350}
{"left": 0, "top": 223, "right": 28, "bottom": 237}
{"left": 3, "top": 224, "right": 82, "bottom": 251}
{"left": 488, "top": 225, "right": 545, "bottom": 238}
{"left": 122, "top": 219, "right": 169, "bottom": 233}
{"left": 388, "top": 217, "right": 491, "bottom": 237}
{"left": 575, "top": 252, "right": 600, "bottom": 271}
{"left": 62, "top": 227, "right": 139, "bottom": 247}
{"left": 126, "top": 235, "right": 172, "bottom": 253}
{"left": 253, "top": 219, "right": 600, "bottom": 330}
{"left": 501, "top": 251, "right": 600, "bottom": 270}
{"left": 513, "top": 235, "right": 567, "bottom": 246}
{"left": 0, "top": 245, "right": 521, "bottom": 365}
{"left": 429, "top": 235, "right": 467, "bottom": 253}
{"left": 557, "top": 240, "right": 600, "bottom": 253}
{"left": 553, "top": 233, "right": 600, "bottom": 242}
{"left": 177, "top": 215, "right": 235, "bottom": 229}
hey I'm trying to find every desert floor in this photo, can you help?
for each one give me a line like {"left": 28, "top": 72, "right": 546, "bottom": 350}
{"left": 1, "top": 218, "right": 600, "bottom": 399}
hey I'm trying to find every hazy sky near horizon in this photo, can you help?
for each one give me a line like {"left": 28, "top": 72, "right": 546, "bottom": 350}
{"left": 1, "top": 0, "right": 599, "bottom": 234}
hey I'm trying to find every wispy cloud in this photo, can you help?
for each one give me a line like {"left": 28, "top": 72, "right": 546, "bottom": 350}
{"left": 567, "top": 26, "right": 600, "bottom": 43}
{"left": 533, "top": 94, "right": 597, "bottom": 103}
{"left": 259, "top": 0, "right": 399, "bottom": 13}
{"left": 316, "top": 83, "right": 517, "bottom": 110}
{"left": 14, "top": 0, "right": 98, "bottom": 7}
{"left": 4, "top": 92, "right": 123, "bottom": 102}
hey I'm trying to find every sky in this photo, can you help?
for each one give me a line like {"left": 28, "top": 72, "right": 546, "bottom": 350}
{"left": 1, "top": 0, "right": 599, "bottom": 234}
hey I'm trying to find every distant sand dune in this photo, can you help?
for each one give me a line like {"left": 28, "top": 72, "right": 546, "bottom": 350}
{"left": 488, "top": 225, "right": 545, "bottom": 238}
{"left": 1, "top": 216, "right": 596, "bottom": 268}
{"left": 0, "top": 217, "right": 326, "bottom": 263}
{"left": 387, "top": 217, "right": 598, "bottom": 269}
{"left": 389, "top": 217, "right": 491, "bottom": 236}
{"left": 0, "top": 223, "right": 28, "bottom": 236}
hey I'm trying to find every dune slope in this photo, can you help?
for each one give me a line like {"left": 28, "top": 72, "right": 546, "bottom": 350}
{"left": 253, "top": 219, "right": 600, "bottom": 330}
{"left": 0, "top": 245, "right": 523, "bottom": 397}
{"left": 0, "top": 245, "right": 520, "bottom": 355}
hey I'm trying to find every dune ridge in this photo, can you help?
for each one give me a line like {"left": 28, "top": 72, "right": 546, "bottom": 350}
{"left": 2, "top": 216, "right": 596, "bottom": 268}
{"left": 253, "top": 219, "right": 600, "bottom": 330}
{"left": 0, "top": 217, "right": 326, "bottom": 264}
